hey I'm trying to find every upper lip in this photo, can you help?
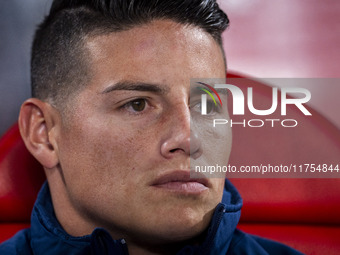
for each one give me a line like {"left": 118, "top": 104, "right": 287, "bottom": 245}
{"left": 151, "top": 170, "right": 210, "bottom": 188}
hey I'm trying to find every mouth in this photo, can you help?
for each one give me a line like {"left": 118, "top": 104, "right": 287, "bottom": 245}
{"left": 151, "top": 170, "right": 210, "bottom": 194}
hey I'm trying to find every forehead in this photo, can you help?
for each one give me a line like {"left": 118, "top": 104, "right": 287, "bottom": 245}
{"left": 84, "top": 19, "right": 225, "bottom": 92}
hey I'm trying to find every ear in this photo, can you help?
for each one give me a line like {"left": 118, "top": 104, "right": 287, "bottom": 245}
{"left": 18, "top": 98, "right": 60, "bottom": 169}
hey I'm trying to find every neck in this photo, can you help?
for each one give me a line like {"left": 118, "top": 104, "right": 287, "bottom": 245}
{"left": 48, "top": 171, "right": 97, "bottom": 237}
{"left": 125, "top": 232, "right": 206, "bottom": 255}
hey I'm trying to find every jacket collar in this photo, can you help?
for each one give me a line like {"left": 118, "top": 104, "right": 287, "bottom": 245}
{"left": 30, "top": 180, "right": 242, "bottom": 255}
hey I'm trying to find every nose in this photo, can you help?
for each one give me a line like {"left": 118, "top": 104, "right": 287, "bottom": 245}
{"left": 160, "top": 104, "right": 202, "bottom": 159}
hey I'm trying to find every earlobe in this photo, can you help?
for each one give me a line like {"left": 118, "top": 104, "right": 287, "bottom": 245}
{"left": 18, "top": 98, "right": 59, "bottom": 169}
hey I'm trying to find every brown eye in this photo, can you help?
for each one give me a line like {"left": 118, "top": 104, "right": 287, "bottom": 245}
{"left": 130, "top": 99, "right": 146, "bottom": 112}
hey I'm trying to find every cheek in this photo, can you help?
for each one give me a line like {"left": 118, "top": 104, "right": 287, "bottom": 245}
{"left": 214, "top": 177, "right": 226, "bottom": 198}
{"left": 200, "top": 123, "right": 232, "bottom": 163}
{"left": 56, "top": 120, "right": 156, "bottom": 221}
{"left": 58, "top": 118, "right": 151, "bottom": 192}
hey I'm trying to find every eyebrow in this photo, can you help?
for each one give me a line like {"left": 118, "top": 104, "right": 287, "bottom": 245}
{"left": 101, "top": 81, "right": 169, "bottom": 94}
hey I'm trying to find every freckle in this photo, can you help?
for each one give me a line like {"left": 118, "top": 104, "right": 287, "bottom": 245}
{"left": 127, "top": 137, "right": 134, "bottom": 143}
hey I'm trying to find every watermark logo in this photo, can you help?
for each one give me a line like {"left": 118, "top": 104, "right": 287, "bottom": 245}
{"left": 199, "top": 84, "right": 312, "bottom": 116}
{"left": 193, "top": 79, "right": 312, "bottom": 128}
{"left": 197, "top": 82, "right": 223, "bottom": 115}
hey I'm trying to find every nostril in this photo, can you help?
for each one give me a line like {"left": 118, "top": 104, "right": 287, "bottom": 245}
{"left": 160, "top": 133, "right": 191, "bottom": 158}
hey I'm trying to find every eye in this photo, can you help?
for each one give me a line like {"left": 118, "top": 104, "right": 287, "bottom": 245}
{"left": 128, "top": 99, "right": 146, "bottom": 112}
{"left": 206, "top": 101, "right": 216, "bottom": 114}
{"left": 192, "top": 100, "right": 218, "bottom": 115}
{"left": 120, "top": 98, "right": 150, "bottom": 114}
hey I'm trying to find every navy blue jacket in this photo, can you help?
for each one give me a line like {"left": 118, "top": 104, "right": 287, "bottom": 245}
{"left": 0, "top": 180, "right": 304, "bottom": 254}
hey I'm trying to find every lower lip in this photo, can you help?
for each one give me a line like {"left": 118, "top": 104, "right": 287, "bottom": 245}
{"left": 153, "top": 182, "right": 208, "bottom": 194}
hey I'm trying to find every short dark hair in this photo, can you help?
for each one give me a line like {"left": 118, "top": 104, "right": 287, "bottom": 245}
{"left": 31, "top": 0, "right": 229, "bottom": 105}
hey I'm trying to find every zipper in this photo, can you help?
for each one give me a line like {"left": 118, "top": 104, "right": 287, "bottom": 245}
{"left": 120, "top": 239, "right": 129, "bottom": 255}
{"left": 201, "top": 204, "right": 226, "bottom": 255}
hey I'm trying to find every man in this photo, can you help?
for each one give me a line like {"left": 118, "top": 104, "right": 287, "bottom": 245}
{"left": 0, "top": 0, "right": 303, "bottom": 254}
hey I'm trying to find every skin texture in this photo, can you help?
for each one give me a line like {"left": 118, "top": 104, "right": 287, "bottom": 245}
{"left": 19, "top": 20, "right": 231, "bottom": 255}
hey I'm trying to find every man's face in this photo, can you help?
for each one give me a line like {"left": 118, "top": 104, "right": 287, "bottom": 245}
{"left": 54, "top": 20, "right": 231, "bottom": 243}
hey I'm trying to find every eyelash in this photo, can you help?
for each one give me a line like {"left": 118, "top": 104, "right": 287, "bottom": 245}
{"left": 119, "top": 98, "right": 150, "bottom": 115}
{"left": 191, "top": 100, "right": 221, "bottom": 115}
